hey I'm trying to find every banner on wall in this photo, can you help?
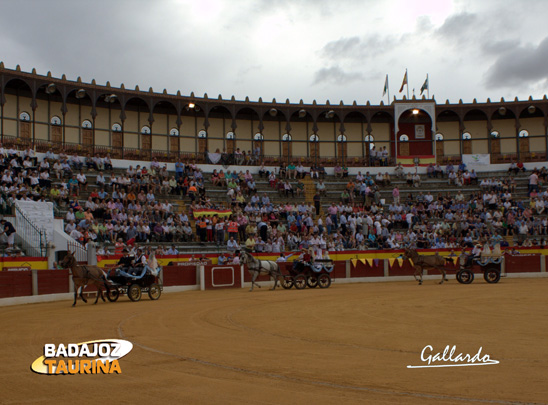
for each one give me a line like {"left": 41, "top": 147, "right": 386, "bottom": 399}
{"left": 193, "top": 209, "right": 232, "bottom": 218}
{"left": 207, "top": 152, "right": 222, "bottom": 164}
{"left": 462, "top": 154, "right": 491, "bottom": 166}
{"left": 415, "top": 125, "right": 425, "bottom": 139}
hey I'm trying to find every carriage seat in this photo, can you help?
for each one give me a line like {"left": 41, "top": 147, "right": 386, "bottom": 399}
{"left": 480, "top": 244, "right": 502, "bottom": 258}
{"left": 477, "top": 244, "right": 503, "bottom": 265}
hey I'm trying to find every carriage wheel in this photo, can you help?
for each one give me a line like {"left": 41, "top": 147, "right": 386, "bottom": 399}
{"left": 483, "top": 269, "right": 501, "bottom": 284}
{"left": 128, "top": 284, "right": 142, "bottom": 302}
{"left": 281, "top": 275, "right": 294, "bottom": 289}
{"left": 306, "top": 275, "right": 319, "bottom": 288}
{"left": 106, "top": 288, "right": 120, "bottom": 302}
{"left": 457, "top": 269, "right": 474, "bottom": 284}
{"left": 318, "top": 273, "right": 332, "bottom": 288}
{"left": 294, "top": 274, "right": 307, "bottom": 290}
{"left": 148, "top": 283, "right": 162, "bottom": 300}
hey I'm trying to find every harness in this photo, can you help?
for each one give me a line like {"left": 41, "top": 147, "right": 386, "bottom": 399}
{"left": 244, "top": 253, "right": 278, "bottom": 275}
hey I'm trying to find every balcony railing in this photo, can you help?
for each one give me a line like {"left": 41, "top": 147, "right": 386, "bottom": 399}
{"left": 2, "top": 134, "right": 548, "bottom": 167}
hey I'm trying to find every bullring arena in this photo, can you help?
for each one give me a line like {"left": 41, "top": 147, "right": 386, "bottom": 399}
{"left": 1, "top": 277, "right": 547, "bottom": 404}
{"left": 2, "top": 61, "right": 548, "bottom": 405}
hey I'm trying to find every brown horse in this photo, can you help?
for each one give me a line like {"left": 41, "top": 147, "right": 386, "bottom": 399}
{"left": 59, "top": 251, "right": 110, "bottom": 306}
{"left": 403, "top": 248, "right": 448, "bottom": 285}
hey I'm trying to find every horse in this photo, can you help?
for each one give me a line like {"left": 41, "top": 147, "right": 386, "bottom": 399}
{"left": 240, "top": 251, "right": 283, "bottom": 292}
{"left": 59, "top": 251, "right": 111, "bottom": 306}
{"left": 403, "top": 248, "right": 448, "bottom": 285}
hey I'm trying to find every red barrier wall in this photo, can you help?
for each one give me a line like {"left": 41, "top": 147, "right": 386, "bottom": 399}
{"left": 331, "top": 262, "right": 346, "bottom": 279}
{"left": 1, "top": 254, "right": 547, "bottom": 301}
{"left": 163, "top": 266, "right": 198, "bottom": 286}
{"left": 351, "top": 261, "right": 384, "bottom": 277}
{"left": 388, "top": 260, "right": 416, "bottom": 276}
{"left": 505, "top": 255, "right": 541, "bottom": 273}
{"left": 203, "top": 265, "right": 242, "bottom": 289}
{"left": 0, "top": 271, "right": 33, "bottom": 298}
{"left": 37, "top": 270, "right": 70, "bottom": 295}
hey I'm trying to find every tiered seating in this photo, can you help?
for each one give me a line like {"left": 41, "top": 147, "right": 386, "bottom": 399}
{"left": 49, "top": 161, "right": 543, "bottom": 254}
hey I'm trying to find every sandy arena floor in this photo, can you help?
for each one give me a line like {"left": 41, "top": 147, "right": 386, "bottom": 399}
{"left": 1, "top": 278, "right": 547, "bottom": 404}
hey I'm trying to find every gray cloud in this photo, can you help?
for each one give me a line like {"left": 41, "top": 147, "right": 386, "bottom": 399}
{"left": 312, "top": 66, "right": 363, "bottom": 86}
{"left": 436, "top": 12, "right": 478, "bottom": 40}
{"left": 481, "top": 39, "right": 521, "bottom": 55}
{"left": 485, "top": 36, "right": 548, "bottom": 88}
{"left": 321, "top": 34, "right": 398, "bottom": 61}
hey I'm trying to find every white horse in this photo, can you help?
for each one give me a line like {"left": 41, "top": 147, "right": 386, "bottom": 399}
{"left": 240, "top": 251, "right": 283, "bottom": 292}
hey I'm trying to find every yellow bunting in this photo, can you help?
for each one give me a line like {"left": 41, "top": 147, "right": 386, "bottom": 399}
{"left": 452, "top": 257, "right": 459, "bottom": 265}
{"left": 351, "top": 259, "right": 358, "bottom": 267}
{"left": 397, "top": 258, "right": 403, "bottom": 267}
{"left": 360, "top": 259, "right": 367, "bottom": 265}
{"left": 366, "top": 258, "right": 373, "bottom": 267}
{"left": 388, "top": 258, "right": 396, "bottom": 267}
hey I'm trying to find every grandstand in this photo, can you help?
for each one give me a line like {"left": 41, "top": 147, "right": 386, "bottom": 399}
{"left": 0, "top": 65, "right": 548, "bottom": 259}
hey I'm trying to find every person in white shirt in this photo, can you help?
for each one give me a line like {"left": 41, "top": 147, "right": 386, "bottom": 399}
{"left": 93, "top": 154, "right": 104, "bottom": 171}
{"left": 536, "top": 198, "right": 545, "bottom": 214}
{"left": 1, "top": 171, "right": 13, "bottom": 185}
{"left": 70, "top": 227, "right": 83, "bottom": 241}
{"left": 65, "top": 220, "right": 76, "bottom": 234}
{"left": 227, "top": 236, "right": 239, "bottom": 252}
{"left": 77, "top": 171, "right": 88, "bottom": 192}
{"left": 296, "top": 163, "right": 306, "bottom": 179}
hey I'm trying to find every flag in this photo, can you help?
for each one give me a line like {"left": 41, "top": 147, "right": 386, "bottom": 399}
{"left": 420, "top": 75, "right": 429, "bottom": 95}
{"left": 399, "top": 70, "right": 408, "bottom": 93}
{"left": 382, "top": 74, "right": 388, "bottom": 96}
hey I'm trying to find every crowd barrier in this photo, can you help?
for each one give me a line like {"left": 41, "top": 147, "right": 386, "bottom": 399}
{"left": 1, "top": 253, "right": 547, "bottom": 306}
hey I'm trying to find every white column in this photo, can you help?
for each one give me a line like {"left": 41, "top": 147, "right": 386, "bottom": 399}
{"left": 87, "top": 241, "right": 97, "bottom": 265}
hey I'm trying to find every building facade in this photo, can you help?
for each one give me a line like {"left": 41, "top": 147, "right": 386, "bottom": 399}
{"left": 1, "top": 64, "right": 547, "bottom": 166}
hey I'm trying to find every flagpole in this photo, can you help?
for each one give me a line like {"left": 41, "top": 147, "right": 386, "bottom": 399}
{"left": 387, "top": 75, "right": 390, "bottom": 104}
{"left": 406, "top": 69, "right": 409, "bottom": 99}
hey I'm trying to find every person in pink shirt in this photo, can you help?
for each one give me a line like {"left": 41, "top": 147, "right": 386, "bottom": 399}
{"left": 392, "top": 186, "right": 400, "bottom": 204}
{"left": 528, "top": 170, "right": 539, "bottom": 196}
{"left": 328, "top": 203, "right": 338, "bottom": 228}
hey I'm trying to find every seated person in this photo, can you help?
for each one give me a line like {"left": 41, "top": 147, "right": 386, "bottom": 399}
{"left": 394, "top": 163, "right": 404, "bottom": 178}
{"left": 292, "top": 248, "right": 309, "bottom": 273}
{"left": 463, "top": 244, "right": 482, "bottom": 268}
{"left": 115, "top": 248, "right": 133, "bottom": 275}
{"left": 129, "top": 248, "right": 147, "bottom": 276}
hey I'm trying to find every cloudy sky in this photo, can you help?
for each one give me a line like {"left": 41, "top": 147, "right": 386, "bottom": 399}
{"left": 1, "top": 0, "right": 547, "bottom": 105}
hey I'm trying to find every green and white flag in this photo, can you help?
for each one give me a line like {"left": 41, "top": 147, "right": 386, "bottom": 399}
{"left": 420, "top": 75, "right": 429, "bottom": 95}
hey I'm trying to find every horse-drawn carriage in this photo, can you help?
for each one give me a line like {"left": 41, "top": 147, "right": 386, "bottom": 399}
{"left": 456, "top": 245, "right": 502, "bottom": 284}
{"left": 280, "top": 259, "right": 334, "bottom": 289}
{"left": 239, "top": 251, "right": 334, "bottom": 291}
{"left": 402, "top": 246, "right": 503, "bottom": 285}
{"left": 106, "top": 265, "right": 163, "bottom": 302}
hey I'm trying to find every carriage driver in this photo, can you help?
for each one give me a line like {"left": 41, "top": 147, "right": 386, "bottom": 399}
{"left": 463, "top": 243, "right": 482, "bottom": 269}
{"left": 292, "top": 248, "right": 311, "bottom": 272}
{"left": 115, "top": 248, "right": 133, "bottom": 275}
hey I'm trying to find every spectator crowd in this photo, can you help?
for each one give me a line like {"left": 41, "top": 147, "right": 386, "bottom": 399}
{"left": 1, "top": 141, "right": 548, "bottom": 256}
